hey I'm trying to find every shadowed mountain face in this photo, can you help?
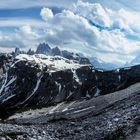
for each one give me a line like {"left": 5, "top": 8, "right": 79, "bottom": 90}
{"left": 36, "top": 43, "right": 52, "bottom": 55}
{"left": 0, "top": 54, "right": 140, "bottom": 118}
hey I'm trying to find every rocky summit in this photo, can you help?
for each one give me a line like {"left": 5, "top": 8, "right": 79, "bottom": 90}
{"left": 0, "top": 54, "right": 140, "bottom": 139}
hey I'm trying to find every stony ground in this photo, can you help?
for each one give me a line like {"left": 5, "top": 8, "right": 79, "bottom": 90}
{"left": 0, "top": 83, "right": 140, "bottom": 140}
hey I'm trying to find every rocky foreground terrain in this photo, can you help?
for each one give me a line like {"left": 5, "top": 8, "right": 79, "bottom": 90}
{"left": 0, "top": 83, "right": 139, "bottom": 140}
{"left": 0, "top": 53, "right": 140, "bottom": 139}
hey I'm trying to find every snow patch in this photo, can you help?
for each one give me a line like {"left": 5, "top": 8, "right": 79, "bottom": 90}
{"left": 5, "top": 76, "right": 17, "bottom": 88}
{"left": 2, "top": 94, "right": 16, "bottom": 103}
{"left": 18, "top": 73, "right": 42, "bottom": 105}
{"left": 62, "top": 101, "right": 76, "bottom": 112}
{"left": 15, "top": 54, "right": 86, "bottom": 72}
{"left": 49, "top": 102, "right": 64, "bottom": 114}
{"left": 118, "top": 75, "right": 121, "bottom": 81}
{"left": 11, "top": 60, "right": 21, "bottom": 68}
{"left": 66, "top": 91, "right": 74, "bottom": 99}
{"left": 124, "top": 67, "right": 131, "bottom": 70}
{"left": 73, "top": 106, "right": 95, "bottom": 114}
{"left": 55, "top": 82, "right": 62, "bottom": 93}
{"left": 72, "top": 69, "right": 81, "bottom": 84}
{"left": 94, "top": 88, "right": 100, "bottom": 97}
{"left": 0, "top": 72, "right": 8, "bottom": 95}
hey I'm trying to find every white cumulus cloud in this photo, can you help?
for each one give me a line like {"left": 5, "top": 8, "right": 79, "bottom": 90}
{"left": 40, "top": 2, "right": 140, "bottom": 64}
{"left": 0, "top": 25, "right": 45, "bottom": 52}
{"left": 72, "top": 0, "right": 112, "bottom": 27}
{"left": 40, "top": 8, "right": 54, "bottom": 21}
{"left": 19, "top": 25, "right": 40, "bottom": 39}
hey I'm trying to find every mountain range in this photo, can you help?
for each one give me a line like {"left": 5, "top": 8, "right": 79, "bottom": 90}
{"left": 125, "top": 55, "right": 140, "bottom": 67}
{"left": 12, "top": 43, "right": 120, "bottom": 69}
{"left": 0, "top": 51, "right": 140, "bottom": 118}
{"left": 0, "top": 43, "right": 140, "bottom": 139}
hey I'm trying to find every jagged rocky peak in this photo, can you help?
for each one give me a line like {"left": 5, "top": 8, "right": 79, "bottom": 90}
{"left": 51, "top": 46, "right": 61, "bottom": 56}
{"left": 35, "top": 43, "right": 91, "bottom": 65}
{"left": 15, "top": 47, "right": 20, "bottom": 56}
{"left": 36, "top": 42, "right": 51, "bottom": 55}
{"left": 12, "top": 47, "right": 26, "bottom": 57}
{"left": 27, "top": 49, "right": 35, "bottom": 55}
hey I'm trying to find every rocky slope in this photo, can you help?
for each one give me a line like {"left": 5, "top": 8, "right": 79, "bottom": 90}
{"left": 0, "top": 82, "right": 140, "bottom": 140}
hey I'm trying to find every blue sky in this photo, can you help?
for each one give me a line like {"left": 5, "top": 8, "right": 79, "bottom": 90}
{"left": 0, "top": 7, "right": 62, "bottom": 19}
{"left": 1, "top": 0, "right": 140, "bottom": 65}
{"left": 0, "top": 8, "right": 41, "bottom": 18}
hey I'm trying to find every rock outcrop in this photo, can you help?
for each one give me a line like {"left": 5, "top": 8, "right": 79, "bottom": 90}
{"left": 36, "top": 43, "right": 51, "bottom": 55}
{"left": 36, "top": 43, "right": 91, "bottom": 65}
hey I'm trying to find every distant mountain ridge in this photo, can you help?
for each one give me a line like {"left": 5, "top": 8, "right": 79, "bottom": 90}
{"left": 125, "top": 55, "right": 140, "bottom": 67}
{"left": 12, "top": 42, "right": 119, "bottom": 69}
{"left": 90, "top": 57, "right": 119, "bottom": 69}
{"left": 36, "top": 43, "right": 91, "bottom": 65}
{"left": 12, "top": 43, "right": 91, "bottom": 65}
